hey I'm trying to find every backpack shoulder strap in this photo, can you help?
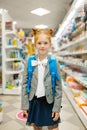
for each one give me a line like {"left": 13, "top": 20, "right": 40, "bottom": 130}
{"left": 26, "top": 56, "right": 36, "bottom": 93}
{"left": 49, "top": 56, "right": 61, "bottom": 95}
{"left": 49, "top": 56, "right": 61, "bottom": 80}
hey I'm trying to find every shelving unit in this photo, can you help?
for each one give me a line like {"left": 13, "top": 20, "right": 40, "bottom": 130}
{"left": 1, "top": 9, "right": 23, "bottom": 95}
{"left": 0, "top": 12, "right": 2, "bottom": 94}
{"left": 62, "top": 80, "right": 87, "bottom": 128}
{"left": 56, "top": 34, "right": 87, "bottom": 52}
{"left": 55, "top": 0, "right": 87, "bottom": 129}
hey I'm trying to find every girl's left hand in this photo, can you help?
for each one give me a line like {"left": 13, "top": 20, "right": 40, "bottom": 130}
{"left": 52, "top": 112, "right": 60, "bottom": 121}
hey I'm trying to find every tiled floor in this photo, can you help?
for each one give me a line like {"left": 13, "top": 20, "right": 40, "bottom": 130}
{"left": 0, "top": 92, "right": 86, "bottom": 130}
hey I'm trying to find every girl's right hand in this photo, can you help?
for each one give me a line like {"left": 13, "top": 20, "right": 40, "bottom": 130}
{"left": 23, "top": 110, "right": 28, "bottom": 117}
{"left": 52, "top": 112, "right": 59, "bottom": 121}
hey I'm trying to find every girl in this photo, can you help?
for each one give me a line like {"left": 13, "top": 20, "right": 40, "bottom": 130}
{"left": 21, "top": 29, "right": 62, "bottom": 130}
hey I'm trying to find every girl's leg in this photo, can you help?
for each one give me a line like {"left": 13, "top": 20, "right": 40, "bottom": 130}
{"left": 33, "top": 125, "right": 42, "bottom": 130}
{"left": 48, "top": 127, "right": 59, "bottom": 130}
{"left": 48, "top": 124, "right": 59, "bottom": 130}
{"left": 53, "top": 128, "right": 59, "bottom": 130}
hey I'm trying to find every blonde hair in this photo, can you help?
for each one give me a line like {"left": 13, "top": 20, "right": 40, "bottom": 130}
{"left": 31, "top": 29, "right": 54, "bottom": 44}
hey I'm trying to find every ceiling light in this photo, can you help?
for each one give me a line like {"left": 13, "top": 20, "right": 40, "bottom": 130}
{"left": 31, "top": 8, "right": 50, "bottom": 16}
{"left": 35, "top": 24, "right": 48, "bottom": 29}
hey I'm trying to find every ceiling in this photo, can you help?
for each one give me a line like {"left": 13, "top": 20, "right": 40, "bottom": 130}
{"left": 0, "top": 0, "right": 72, "bottom": 29}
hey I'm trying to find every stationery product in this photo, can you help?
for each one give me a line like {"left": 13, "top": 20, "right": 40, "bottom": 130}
{"left": 81, "top": 106, "right": 87, "bottom": 115}
{"left": 0, "top": 102, "right": 3, "bottom": 122}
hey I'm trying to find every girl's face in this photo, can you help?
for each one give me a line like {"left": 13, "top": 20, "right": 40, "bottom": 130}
{"left": 35, "top": 33, "right": 51, "bottom": 57}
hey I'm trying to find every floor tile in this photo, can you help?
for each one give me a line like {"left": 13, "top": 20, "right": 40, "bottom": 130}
{"left": 0, "top": 120, "right": 23, "bottom": 130}
{"left": 59, "top": 121, "right": 80, "bottom": 130}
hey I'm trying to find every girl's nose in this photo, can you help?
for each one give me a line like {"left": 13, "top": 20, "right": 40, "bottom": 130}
{"left": 41, "top": 43, "right": 45, "bottom": 47}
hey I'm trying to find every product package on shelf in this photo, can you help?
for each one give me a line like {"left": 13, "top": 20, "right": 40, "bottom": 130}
{"left": 74, "top": 89, "right": 87, "bottom": 107}
{"left": 5, "top": 21, "right": 13, "bottom": 31}
{"left": 81, "top": 106, "right": 87, "bottom": 115}
{"left": 0, "top": 102, "right": 3, "bottom": 123}
{"left": 74, "top": 96, "right": 87, "bottom": 107}
{"left": 5, "top": 73, "right": 22, "bottom": 89}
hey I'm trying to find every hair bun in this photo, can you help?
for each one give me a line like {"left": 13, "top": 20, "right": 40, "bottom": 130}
{"left": 49, "top": 29, "right": 54, "bottom": 36}
{"left": 31, "top": 28, "right": 54, "bottom": 36}
{"left": 32, "top": 29, "right": 40, "bottom": 35}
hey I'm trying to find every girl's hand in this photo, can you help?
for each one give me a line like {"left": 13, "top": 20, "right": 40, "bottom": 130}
{"left": 52, "top": 112, "right": 60, "bottom": 121}
{"left": 23, "top": 110, "right": 28, "bottom": 117}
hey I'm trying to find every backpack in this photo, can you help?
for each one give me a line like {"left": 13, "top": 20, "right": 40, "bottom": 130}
{"left": 26, "top": 56, "right": 61, "bottom": 96}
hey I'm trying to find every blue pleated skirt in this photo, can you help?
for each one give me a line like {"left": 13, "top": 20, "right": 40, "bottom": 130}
{"left": 26, "top": 96, "right": 61, "bottom": 126}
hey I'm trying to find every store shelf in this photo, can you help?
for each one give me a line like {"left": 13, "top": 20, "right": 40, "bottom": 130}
{"left": 3, "top": 87, "right": 21, "bottom": 95}
{"left": 62, "top": 80, "right": 87, "bottom": 128}
{"left": 58, "top": 57, "right": 87, "bottom": 68}
{"left": 5, "top": 45, "right": 22, "bottom": 49}
{"left": 55, "top": 0, "right": 87, "bottom": 128}
{"left": 57, "top": 35, "right": 87, "bottom": 52}
{"left": 0, "top": 13, "right": 2, "bottom": 94}
{"left": 61, "top": 68, "right": 87, "bottom": 88}
{"left": 6, "top": 58, "right": 22, "bottom": 62}
{"left": 5, "top": 69, "right": 23, "bottom": 75}
{"left": 1, "top": 9, "right": 23, "bottom": 95}
{"left": 5, "top": 30, "right": 17, "bottom": 37}
{"left": 71, "top": 24, "right": 85, "bottom": 38}
{"left": 58, "top": 50, "right": 87, "bottom": 56}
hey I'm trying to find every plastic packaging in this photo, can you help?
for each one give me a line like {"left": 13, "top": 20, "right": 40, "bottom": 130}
{"left": 0, "top": 102, "right": 3, "bottom": 123}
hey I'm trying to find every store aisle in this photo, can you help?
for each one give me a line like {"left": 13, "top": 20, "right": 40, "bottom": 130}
{"left": 0, "top": 92, "right": 86, "bottom": 130}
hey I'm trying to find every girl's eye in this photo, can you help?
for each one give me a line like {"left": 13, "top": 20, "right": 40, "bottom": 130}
{"left": 37, "top": 41, "right": 48, "bottom": 45}
{"left": 44, "top": 42, "right": 48, "bottom": 44}
{"left": 38, "top": 42, "right": 41, "bottom": 45}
